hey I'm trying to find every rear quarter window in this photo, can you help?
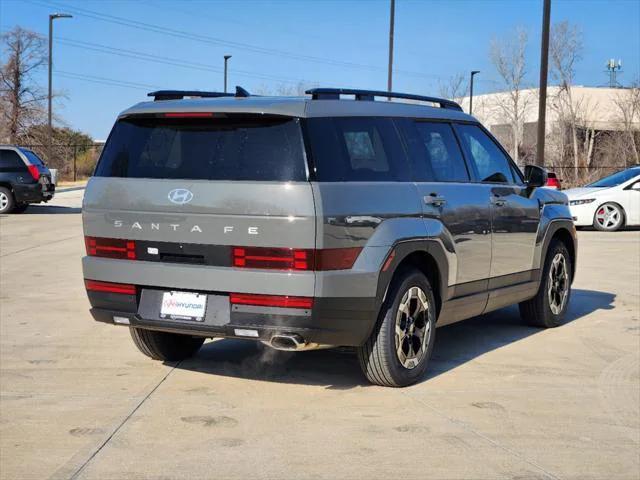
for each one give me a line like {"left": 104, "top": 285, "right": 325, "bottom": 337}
{"left": 304, "top": 117, "right": 410, "bottom": 182}
{"left": 95, "top": 115, "right": 307, "bottom": 181}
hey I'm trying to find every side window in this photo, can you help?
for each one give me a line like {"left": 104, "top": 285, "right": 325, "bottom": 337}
{"left": 0, "top": 150, "right": 27, "bottom": 170}
{"left": 412, "top": 122, "right": 469, "bottom": 182}
{"left": 305, "top": 117, "right": 410, "bottom": 182}
{"left": 456, "top": 124, "right": 515, "bottom": 183}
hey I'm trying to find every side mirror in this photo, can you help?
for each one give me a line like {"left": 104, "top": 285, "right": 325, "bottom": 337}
{"left": 524, "top": 165, "right": 548, "bottom": 188}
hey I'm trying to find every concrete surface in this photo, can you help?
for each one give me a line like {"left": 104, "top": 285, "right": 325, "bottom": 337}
{"left": 1, "top": 189, "right": 638, "bottom": 480}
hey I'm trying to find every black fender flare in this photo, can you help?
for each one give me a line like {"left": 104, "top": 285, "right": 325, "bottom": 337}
{"left": 372, "top": 238, "right": 450, "bottom": 320}
{"left": 538, "top": 218, "right": 577, "bottom": 281}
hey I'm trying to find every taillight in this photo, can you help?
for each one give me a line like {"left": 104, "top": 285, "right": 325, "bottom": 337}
{"left": 232, "top": 247, "right": 361, "bottom": 271}
{"left": 315, "top": 248, "right": 362, "bottom": 270}
{"left": 27, "top": 165, "right": 40, "bottom": 181}
{"left": 229, "top": 293, "right": 313, "bottom": 309}
{"left": 232, "top": 247, "right": 312, "bottom": 270}
{"left": 85, "top": 236, "right": 136, "bottom": 260}
{"left": 85, "top": 279, "right": 136, "bottom": 295}
{"left": 546, "top": 177, "right": 561, "bottom": 188}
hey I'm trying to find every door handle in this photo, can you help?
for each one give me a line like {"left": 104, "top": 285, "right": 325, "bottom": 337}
{"left": 424, "top": 194, "right": 446, "bottom": 207}
{"left": 493, "top": 198, "right": 506, "bottom": 207}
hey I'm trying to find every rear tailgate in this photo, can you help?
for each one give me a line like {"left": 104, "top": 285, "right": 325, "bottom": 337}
{"left": 82, "top": 114, "right": 316, "bottom": 297}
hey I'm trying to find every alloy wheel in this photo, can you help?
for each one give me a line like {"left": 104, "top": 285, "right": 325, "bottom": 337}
{"left": 595, "top": 204, "right": 622, "bottom": 230}
{"left": 0, "top": 191, "right": 8, "bottom": 212}
{"left": 548, "top": 253, "right": 569, "bottom": 315}
{"left": 394, "top": 286, "right": 431, "bottom": 369}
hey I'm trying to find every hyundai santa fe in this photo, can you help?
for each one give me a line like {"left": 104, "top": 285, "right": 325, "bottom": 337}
{"left": 82, "top": 87, "right": 577, "bottom": 387}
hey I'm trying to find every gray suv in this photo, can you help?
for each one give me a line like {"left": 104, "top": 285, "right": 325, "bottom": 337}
{"left": 82, "top": 87, "right": 576, "bottom": 387}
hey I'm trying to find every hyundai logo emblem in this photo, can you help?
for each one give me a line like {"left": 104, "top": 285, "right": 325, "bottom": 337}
{"left": 168, "top": 188, "right": 194, "bottom": 205}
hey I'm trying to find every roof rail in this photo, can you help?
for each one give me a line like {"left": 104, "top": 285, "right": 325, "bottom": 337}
{"left": 305, "top": 88, "right": 463, "bottom": 111}
{"left": 148, "top": 86, "right": 251, "bottom": 101}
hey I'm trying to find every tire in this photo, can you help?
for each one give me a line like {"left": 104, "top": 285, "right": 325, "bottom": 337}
{"left": 357, "top": 268, "right": 437, "bottom": 387}
{"left": 519, "top": 240, "right": 572, "bottom": 328}
{"left": 593, "top": 202, "right": 625, "bottom": 232}
{"left": 0, "top": 187, "right": 15, "bottom": 214}
{"left": 13, "top": 203, "right": 28, "bottom": 213}
{"left": 129, "top": 327, "right": 204, "bottom": 361}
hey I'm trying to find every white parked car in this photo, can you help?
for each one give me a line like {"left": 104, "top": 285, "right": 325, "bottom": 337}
{"left": 565, "top": 166, "right": 640, "bottom": 231}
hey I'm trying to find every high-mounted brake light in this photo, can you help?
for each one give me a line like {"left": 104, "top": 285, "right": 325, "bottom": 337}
{"left": 229, "top": 293, "right": 313, "bottom": 309}
{"left": 232, "top": 247, "right": 362, "bottom": 271}
{"left": 85, "top": 280, "right": 136, "bottom": 295}
{"left": 27, "top": 164, "right": 40, "bottom": 181}
{"left": 85, "top": 236, "right": 136, "bottom": 260}
{"left": 162, "top": 112, "right": 215, "bottom": 118}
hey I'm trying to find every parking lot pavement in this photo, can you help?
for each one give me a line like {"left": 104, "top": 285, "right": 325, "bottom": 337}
{"left": 1, "top": 190, "right": 638, "bottom": 480}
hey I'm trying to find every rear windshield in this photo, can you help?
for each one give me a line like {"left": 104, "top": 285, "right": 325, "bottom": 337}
{"left": 95, "top": 115, "right": 307, "bottom": 181}
{"left": 20, "top": 149, "right": 45, "bottom": 166}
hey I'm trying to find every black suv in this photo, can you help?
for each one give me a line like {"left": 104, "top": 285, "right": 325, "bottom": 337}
{"left": 0, "top": 146, "right": 55, "bottom": 213}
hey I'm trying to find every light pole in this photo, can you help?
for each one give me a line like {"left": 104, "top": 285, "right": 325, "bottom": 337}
{"left": 536, "top": 0, "right": 551, "bottom": 167}
{"left": 223, "top": 55, "right": 232, "bottom": 93}
{"left": 48, "top": 13, "right": 72, "bottom": 163}
{"left": 387, "top": 0, "right": 395, "bottom": 98}
{"left": 469, "top": 70, "right": 480, "bottom": 115}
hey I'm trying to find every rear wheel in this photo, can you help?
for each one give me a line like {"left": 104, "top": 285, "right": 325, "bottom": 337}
{"left": 0, "top": 187, "right": 15, "bottom": 214}
{"left": 129, "top": 327, "right": 204, "bottom": 361}
{"left": 593, "top": 202, "right": 624, "bottom": 231}
{"left": 519, "top": 240, "right": 572, "bottom": 328}
{"left": 357, "top": 268, "right": 436, "bottom": 387}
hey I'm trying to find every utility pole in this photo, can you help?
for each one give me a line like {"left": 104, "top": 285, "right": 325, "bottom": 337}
{"left": 224, "top": 55, "right": 232, "bottom": 93}
{"left": 48, "top": 13, "right": 72, "bottom": 164}
{"left": 469, "top": 70, "right": 480, "bottom": 115}
{"left": 535, "top": 0, "right": 551, "bottom": 167}
{"left": 387, "top": 0, "right": 395, "bottom": 98}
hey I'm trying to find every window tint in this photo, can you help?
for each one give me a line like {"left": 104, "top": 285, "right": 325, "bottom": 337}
{"left": 0, "top": 150, "right": 26, "bottom": 170}
{"left": 456, "top": 124, "right": 515, "bottom": 183}
{"left": 588, "top": 167, "right": 640, "bottom": 187}
{"left": 95, "top": 115, "right": 307, "bottom": 181}
{"left": 20, "top": 149, "right": 44, "bottom": 166}
{"left": 305, "top": 117, "right": 410, "bottom": 181}
{"left": 412, "top": 122, "right": 469, "bottom": 182}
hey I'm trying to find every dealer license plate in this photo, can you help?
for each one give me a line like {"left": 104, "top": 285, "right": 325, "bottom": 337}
{"left": 160, "top": 291, "right": 207, "bottom": 322}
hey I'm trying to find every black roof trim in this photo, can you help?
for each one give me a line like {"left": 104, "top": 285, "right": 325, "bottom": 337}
{"left": 305, "top": 88, "right": 463, "bottom": 111}
{"left": 148, "top": 86, "right": 251, "bottom": 101}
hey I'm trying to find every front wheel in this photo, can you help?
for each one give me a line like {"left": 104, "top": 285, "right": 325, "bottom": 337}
{"left": 357, "top": 268, "right": 436, "bottom": 387}
{"left": 519, "top": 240, "right": 572, "bottom": 328}
{"left": 129, "top": 327, "right": 204, "bottom": 361}
{"left": 593, "top": 202, "right": 624, "bottom": 231}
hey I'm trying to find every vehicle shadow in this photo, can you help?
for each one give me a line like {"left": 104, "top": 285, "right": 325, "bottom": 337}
{"left": 171, "top": 288, "right": 615, "bottom": 389}
{"left": 22, "top": 205, "right": 82, "bottom": 214}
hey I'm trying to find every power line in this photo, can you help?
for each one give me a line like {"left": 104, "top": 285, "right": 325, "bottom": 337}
{"left": 28, "top": 0, "right": 443, "bottom": 80}
{"left": 55, "top": 36, "right": 313, "bottom": 85}
{"left": 55, "top": 70, "right": 162, "bottom": 90}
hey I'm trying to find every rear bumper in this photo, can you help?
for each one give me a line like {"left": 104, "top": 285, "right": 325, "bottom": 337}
{"left": 87, "top": 289, "right": 376, "bottom": 347}
{"left": 13, "top": 182, "right": 55, "bottom": 204}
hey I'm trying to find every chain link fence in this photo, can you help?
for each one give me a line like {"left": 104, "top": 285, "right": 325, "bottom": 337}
{"left": 21, "top": 143, "right": 104, "bottom": 182}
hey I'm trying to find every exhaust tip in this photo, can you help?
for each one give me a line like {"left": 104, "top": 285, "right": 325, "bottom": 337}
{"left": 269, "top": 333, "right": 304, "bottom": 351}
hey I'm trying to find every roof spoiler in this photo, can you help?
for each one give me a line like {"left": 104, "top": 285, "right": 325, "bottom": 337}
{"left": 148, "top": 86, "right": 251, "bottom": 101}
{"left": 305, "top": 88, "right": 463, "bottom": 111}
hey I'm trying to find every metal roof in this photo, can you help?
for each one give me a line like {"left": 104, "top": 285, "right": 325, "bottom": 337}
{"left": 119, "top": 95, "right": 475, "bottom": 122}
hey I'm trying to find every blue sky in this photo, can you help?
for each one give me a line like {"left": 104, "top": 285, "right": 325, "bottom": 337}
{"left": 2, "top": 0, "right": 639, "bottom": 139}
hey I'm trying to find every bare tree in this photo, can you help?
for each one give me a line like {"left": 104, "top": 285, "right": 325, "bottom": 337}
{"left": 549, "top": 21, "right": 591, "bottom": 178}
{"left": 0, "top": 27, "right": 48, "bottom": 143}
{"left": 438, "top": 73, "right": 468, "bottom": 104}
{"left": 613, "top": 80, "right": 640, "bottom": 165}
{"left": 489, "top": 27, "right": 531, "bottom": 164}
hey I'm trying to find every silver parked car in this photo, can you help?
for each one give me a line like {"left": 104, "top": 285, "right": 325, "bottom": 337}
{"left": 82, "top": 87, "right": 577, "bottom": 387}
